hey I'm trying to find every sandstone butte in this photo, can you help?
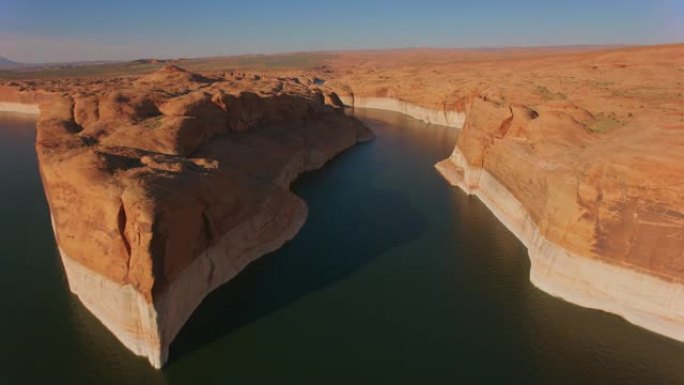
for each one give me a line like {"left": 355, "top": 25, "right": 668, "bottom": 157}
{"left": 0, "top": 43, "right": 682, "bottom": 368}
{"left": 0, "top": 65, "right": 374, "bottom": 367}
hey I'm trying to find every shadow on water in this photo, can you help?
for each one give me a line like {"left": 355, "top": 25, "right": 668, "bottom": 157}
{"left": 168, "top": 144, "right": 426, "bottom": 363}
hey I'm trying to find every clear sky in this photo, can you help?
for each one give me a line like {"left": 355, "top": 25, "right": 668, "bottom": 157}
{"left": 0, "top": 0, "right": 682, "bottom": 63}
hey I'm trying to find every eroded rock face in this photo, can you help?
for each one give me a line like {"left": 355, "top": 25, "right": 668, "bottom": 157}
{"left": 3, "top": 66, "right": 373, "bottom": 368}
{"left": 443, "top": 84, "right": 684, "bottom": 286}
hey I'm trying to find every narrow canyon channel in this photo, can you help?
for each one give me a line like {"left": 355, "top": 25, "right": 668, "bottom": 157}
{"left": 2, "top": 108, "right": 684, "bottom": 385}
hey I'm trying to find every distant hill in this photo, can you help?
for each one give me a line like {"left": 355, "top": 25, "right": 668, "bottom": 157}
{"left": 0, "top": 56, "right": 23, "bottom": 69}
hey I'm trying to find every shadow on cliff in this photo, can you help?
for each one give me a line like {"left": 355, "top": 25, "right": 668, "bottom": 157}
{"left": 167, "top": 154, "right": 426, "bottom": 364}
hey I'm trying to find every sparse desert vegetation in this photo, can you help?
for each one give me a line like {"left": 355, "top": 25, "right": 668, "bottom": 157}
{"left": 588, "top": 112, "right": 622, "bottom": 133}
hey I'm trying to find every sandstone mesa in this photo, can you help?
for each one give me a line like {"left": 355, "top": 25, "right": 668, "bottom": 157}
{"left": 0, "top": 65, "right": 373, "bottom": 367}
{"left": 0, "top": 43, "right": 683, "bottom": 368}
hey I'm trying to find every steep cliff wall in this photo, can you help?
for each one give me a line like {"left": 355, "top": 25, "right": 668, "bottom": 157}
{"left": 325, "top": 44, "right": 684, "bottom": 344}
{"left": 2, "top": 44, "right": 683, "bottom": 365}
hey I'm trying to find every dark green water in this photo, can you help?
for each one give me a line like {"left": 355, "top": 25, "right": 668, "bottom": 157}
{"left": 2, "top": 108, "right": 684, "bottom": 385}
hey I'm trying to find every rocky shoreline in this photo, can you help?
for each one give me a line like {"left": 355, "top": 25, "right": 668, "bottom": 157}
{"left": 337, "top": 89, "right": 684, "bottom": 345}
{"left": 338, "top": 95, "right": 465, "bottom": 128}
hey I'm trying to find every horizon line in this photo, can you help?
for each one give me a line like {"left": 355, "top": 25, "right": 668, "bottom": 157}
{"left": 2, "top": 41, "right": 683, "bottom": 66}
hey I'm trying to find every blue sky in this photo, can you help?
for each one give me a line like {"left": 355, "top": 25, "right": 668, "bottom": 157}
{"left": 0, "top": 0, "right": 682, "bottom": 62}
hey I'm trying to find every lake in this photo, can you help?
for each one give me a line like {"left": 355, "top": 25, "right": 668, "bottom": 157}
{"left": 1, "top": 108, "right": 684, "bottom": 384}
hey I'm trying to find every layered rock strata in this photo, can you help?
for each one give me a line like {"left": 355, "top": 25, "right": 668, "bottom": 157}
{"left": 2, "top": 66, "right": 373, "bottom": 368}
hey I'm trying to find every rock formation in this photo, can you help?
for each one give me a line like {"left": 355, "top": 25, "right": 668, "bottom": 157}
{"left": 1, "top": 65, "right": 373, "bottom": 368}
{"left": 1, "top": 43, "right": 683, "bottom": 365}
{"left": 322, "top": 44, "right": 684, "bottom": 343}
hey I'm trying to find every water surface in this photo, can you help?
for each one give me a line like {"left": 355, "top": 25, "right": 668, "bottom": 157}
{"left": 1, "top": 109, "right": 684, "bottom": 384}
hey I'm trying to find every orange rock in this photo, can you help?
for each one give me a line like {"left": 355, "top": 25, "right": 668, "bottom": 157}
{"left": 321, "top": 43, "right": 684, "bottom": 346}
{"left": 1, "top": 66, "right": 373, "bottom": 368}
{"left": 2, "top": 42, "right": 682, "bottom": 365}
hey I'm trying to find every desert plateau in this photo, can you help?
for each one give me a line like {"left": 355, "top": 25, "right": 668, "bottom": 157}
{"left": 1, "top": 1, "right": 683, "bottom": 384}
